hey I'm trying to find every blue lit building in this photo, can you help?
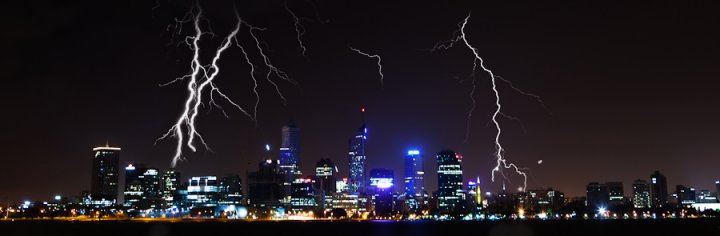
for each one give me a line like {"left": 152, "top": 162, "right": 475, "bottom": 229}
{"left": 436, "top": 149, "right": 464, "bottom": 214}
{"left": 348, "top": 124, "right": 368, "bottom": 194}
{"left": 404, "top": 149, "right": 425, "bottom": 210}
{"left": 369, "top": 168, "right": 394, "bottom": 216}
{"left": 279, "top": 122, "right": 301, "bottom": 190}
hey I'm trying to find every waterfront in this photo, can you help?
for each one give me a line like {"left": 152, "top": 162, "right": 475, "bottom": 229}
{"left": 2, "top": 219, "right": 720, "bottom": 236}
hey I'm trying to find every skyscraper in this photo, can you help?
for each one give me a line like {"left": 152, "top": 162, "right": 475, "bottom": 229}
{"left": 369, "top": 168, "right": 394, "bottom": 216}
{"left": 650, "top": 171, "right": 668, "bottom": 208}
{"left": 279, "top": 122, "right": 301, "bottom": 183}
{"left": 586, "top": 182, "right": 609, "bottom": 208}
{"left": 404, "top": 149, "right": 424, "bottom": 199}
{"left": 632, "top": 179, "right": 651, "bottom": 208}
{"left": 90, "top": 145, "right": 120, "bottom": 204}
{"left": 162, "top": 169, "right": 180, "bottom": 205}
{"left": 436, "top": 149, "right": 464, "bottom": 214}
{"left": 247, "top": 159, "right": 286, "bottom": 207}
{"left": 348, "top": 124, "right": 367, "bottom": 194}
{"left": 123, "top": 163, "right": 146, "bottom": 208}
{"left": 315, "top": 158, "right": 336, "bottom": 196}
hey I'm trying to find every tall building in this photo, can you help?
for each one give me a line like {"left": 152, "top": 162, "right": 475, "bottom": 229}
{"left": 315, "top": 159, "right": 336, "bottom": 209}
{"left": 675, "top": 185, "right": 696, "bottom": 206}
{"left": 218, "top": 175, "right": 243, "bottom": 205}
{"left": 436, "top": 149, "right": 464, "bottom": 214}
{"left": 247, "top": 159, "right": 286, "bottom": 207}
{"left": 162, "top": 169, "right": 180, "bottom": 205}
{"left": 404, "top": 150, "right": 425, "bottom": 200}
{"left": 279, "top": 122, "right": 301, "bottom": 186}
{"left": 124, "top": 163, "right": 146, "bottom": 208}
{"left": 187, "top": 176, "right": 219, "bottom": 207}
{"left": 369, "top": 168, "right": 394, "bottom": 216}
{"left": 716, "top": 181, "right": 720, "bottom": 198}
{"left": 90, "top": 145, "right": 120, "bottom": 205}
{"left": 586, "top": 182, "right": 609, "bottom": 208}
{"left": 632, "top": 179, "right": 651, "bottom": 208}
{"left": 650, "top": 171, "right": 668, "bottom": 208}
{"left": 348, "top": 124, "right": 368, "bottom": 194}
{"left": 290, "top": 178, "right": 317, "bottom": 211}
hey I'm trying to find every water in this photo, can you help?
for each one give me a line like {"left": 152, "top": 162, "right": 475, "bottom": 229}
{"left": 2, "top": 219, "right": 719, "bottom": 236}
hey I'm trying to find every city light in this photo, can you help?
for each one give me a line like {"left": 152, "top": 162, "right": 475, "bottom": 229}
{"left": 407, "top": 150, "right": 420, "bottom": 155}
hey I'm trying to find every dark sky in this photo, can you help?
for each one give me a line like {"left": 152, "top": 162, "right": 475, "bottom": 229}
{"left": 3, "top": 0, "right": 720, "bottom": 202}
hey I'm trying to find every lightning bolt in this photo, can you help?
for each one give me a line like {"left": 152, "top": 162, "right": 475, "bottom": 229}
{"left": 433, "top": 13, "right": 529, "bottom": 192}
{"left": 157, "top": 3, "right": 294, "bottom": 167}
{"left": 284, "top": 1, "right": 307, "bottom": 56}
{"left": 349, "top": 46, "right": 384, "bottom": 87}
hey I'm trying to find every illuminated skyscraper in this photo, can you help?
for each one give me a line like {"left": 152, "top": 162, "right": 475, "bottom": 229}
{"left": 348, "top": 124, "right": 367, "bottom": 194}
{"left": 90, "top": 145, "right": 120, "bottom": 205}
{"left": 651, "top": 171, "right": 668, "bottom": 208}
{"left": 123, "top": 163, "right": 146, "bottom": 208}
{"left": 404, "top": 149, "right": 424, "bottom": 198}
{"left": 436, "top": 149, "right": 464, "bottom": 214}
{"left": 632, "top": 179, "right": 651, "bottom": 208}
{"left": 162, "top": 169, "right": 180, "bottom": 205}
{"left": 315, "top": 159, "right": 336, "bottom": 199}
{"left": 279, "top": 122, "right": 301, "bottom": 182}
{"left": 369, "top": 168, "right": 394, "bottom": 216}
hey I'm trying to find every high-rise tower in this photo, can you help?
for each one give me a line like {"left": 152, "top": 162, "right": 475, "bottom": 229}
{"left": 90, "top": 145, "right": 120, "bottom": 204}
{"left": 348, "top": 111, "right": 368, "bottom": 194}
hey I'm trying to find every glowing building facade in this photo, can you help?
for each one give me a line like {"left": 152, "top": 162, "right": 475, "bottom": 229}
{"left": 162, "top": 169, "right": 180, "bottom": 205}
{"left": 404, "top": 149, "right": 425, "bottom": 210}
{"left": 369, "top": 168, "right": 394, "bottom": 216}
{"left": 348, "top": 124, "right": 367, "bottom": 194}
{"left": 632, "top": 179, "right": 651, "bottom": 208}
{"left": 279, "top": 122, "right": 301, "bottom": 193}
{"left": 187, "top": 176, "right": 219, "bottom": 207}
{"left": 436, "top": 149, "right": 464, "bottom": 214}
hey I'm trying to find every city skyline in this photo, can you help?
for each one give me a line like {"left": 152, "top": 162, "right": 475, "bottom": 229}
{"left": 3, "top": 0, "right": 720, "bottom": 205}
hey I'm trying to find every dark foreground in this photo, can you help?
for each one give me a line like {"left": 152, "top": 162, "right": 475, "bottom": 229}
{"left": 2, "top": 219, "right": 720, "bottom": 236}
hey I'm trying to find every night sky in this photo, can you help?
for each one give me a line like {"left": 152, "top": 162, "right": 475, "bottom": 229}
{"left": 3, "top": 0, "right": 720, "bottom": 202}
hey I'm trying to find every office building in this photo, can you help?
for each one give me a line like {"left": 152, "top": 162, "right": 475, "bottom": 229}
{"left": 290, "top": 178, "right": 317, "bottom": 211}
{"left": 369, "top": 168, "right": 394, "bottom": 216}
{"left": 651, "top": 171, "right": 668, "bottom": 208}
{"left": 247, "top": 159, "right": 286, "bottom": 207}
{"left": 218, "top": 175, "right": 243, "bottom": 205}
{"left": 90, "top": 145, "right": 120, "bottom": 206}
{"left": 162, "top": 169, "right": 180, "bottom": 205}
{"left": 632, "top": 179, "right": 651, "bottom": 208}
{"left": 279, "top": 122, "right": 301, "bottom": 197}
{"left": 586, "top": 182, "right": 609, "bottom": 208}
{"left": 404, "top": 149, "right": 425, "bottom": 210}
{"left": 436, "top": 149, "right": 464, "bottom": 214}
{"left": 187, "top": 176, "right": 219, "bottom": 207}
{"left": 348, "top": 124, "right": 368, "bottom": 194}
